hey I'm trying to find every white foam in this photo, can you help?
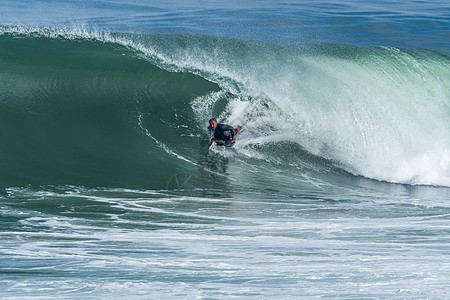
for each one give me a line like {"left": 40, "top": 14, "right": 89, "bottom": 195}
{"left": 213, "top": 46, "right": 450, "bottom": 186}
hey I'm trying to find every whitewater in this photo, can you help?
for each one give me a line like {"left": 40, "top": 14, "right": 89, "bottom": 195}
{"left": 1, "top": 0, "right": 450, "bottom": 299}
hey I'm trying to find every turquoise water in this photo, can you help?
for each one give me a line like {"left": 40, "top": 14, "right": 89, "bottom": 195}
{"left": 1, "top": 0, "right": 450, "bottom": 298}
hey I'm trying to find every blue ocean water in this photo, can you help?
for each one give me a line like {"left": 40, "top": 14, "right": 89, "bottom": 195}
{"left": 1, "top": 0, "right": 450, "bottom": 298}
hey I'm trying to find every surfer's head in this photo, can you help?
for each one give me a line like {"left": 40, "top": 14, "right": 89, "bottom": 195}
{"left": 209, "top": 118, "right": 218, "bottom": 130}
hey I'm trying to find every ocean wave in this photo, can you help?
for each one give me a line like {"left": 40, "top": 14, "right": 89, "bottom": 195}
{"left": 1, "top": 26, "right": 449, "bottom": 187}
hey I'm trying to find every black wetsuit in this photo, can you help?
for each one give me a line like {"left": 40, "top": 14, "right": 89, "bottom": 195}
{"left": 208, "top": 123, "right": 237, "bottom": 146}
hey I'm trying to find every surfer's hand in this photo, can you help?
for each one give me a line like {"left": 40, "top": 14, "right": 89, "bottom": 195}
{"left": 211, "top": 140, "right": 216, "bottom": 145}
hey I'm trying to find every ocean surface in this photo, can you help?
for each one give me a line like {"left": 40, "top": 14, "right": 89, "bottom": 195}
{"left": 1, "top": 0, "right": 450, "bottom": 298}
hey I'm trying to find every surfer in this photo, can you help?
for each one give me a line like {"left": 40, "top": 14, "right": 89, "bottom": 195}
{"left": 208, "top": 118, "right": 242, "bottom": 146}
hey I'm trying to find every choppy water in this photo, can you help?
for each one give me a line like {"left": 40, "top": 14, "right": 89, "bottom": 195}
{"left": 1, "top": 0, "right": 450, "bottom": 298}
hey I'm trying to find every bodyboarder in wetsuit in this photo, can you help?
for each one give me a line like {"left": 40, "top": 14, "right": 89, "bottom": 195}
{"left": 208, "top": 118, "right": 242, "bottom": 146}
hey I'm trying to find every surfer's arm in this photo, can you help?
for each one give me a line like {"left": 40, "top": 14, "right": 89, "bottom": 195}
{"left": 208, "top": 127, "right": 216, "bottom": 144}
